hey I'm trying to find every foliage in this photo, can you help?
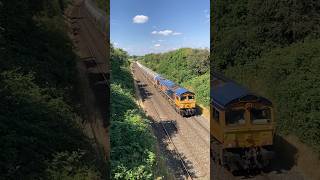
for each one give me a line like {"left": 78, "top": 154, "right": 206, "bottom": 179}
{"left": 141, "top": 48, "right": 210, "bottom": 107}
{"left": 182, "top": 72, "right": 210, "bottom": 106}
{"left": 46, "top": 151, "right": 100, "bottom": 180}
{"left": 213, "top": 0, "right": 320, "bottom": 70}
{"left": 212, "top": 0, "right": 320, "bottom": 152}
{"left": 0, "top": 71, "right": 98, "bottom": 179}
{"left": 1, "top": 0, "right": 77, "bottom": 93}
{"left": 110, "top": 45, "right": 157, "bottom": 179}
{"left": 142, "top": 48, "right": 209, "bottom": 84}
{"left": 0, "top": 0, "right": 101, "bottom": 179}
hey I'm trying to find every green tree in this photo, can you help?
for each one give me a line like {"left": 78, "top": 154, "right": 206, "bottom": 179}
{"left": 141, "top": 48, "right": 210, "bottom": 108}
{"left": 110, "top": 45, "right": 157, "bottom": 179}
{"left": 212, "top": 0, "right": 320, "bottom": 152}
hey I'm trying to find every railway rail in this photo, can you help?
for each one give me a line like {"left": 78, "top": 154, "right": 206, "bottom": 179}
{"left": 76, "top": 0, "right": 108, "bottom": 85}
{"left": 69, "top": 0, "right": 110, "bottom": 162}
{"left": 136, "top": 63, "right": 209, "bottom": 147}
{"left": 134, "top": 63, "right": 193, "bottom": 179}
{"left": 149, "top": 95, "right": 193, "bottom": 180}
{"left": 134, "top": 63, "right": 210, "bottom": 179}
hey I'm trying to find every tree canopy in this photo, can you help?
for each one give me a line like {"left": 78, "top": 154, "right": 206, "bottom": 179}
{"left": 0, "top": 0, "right": 102, "bottom": 178}
{"left": 141, "top": 48, "right": 210, "bottom": 107}
{"left": 212, "top": 0, "right": 320, "bottom": 152}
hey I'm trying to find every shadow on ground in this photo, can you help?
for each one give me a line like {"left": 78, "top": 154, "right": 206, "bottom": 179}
{"left": 210, "top": 135, "right": 299, "bottom": 179}
{"left": 136, "top": 80, "right": 153, "bottom": 101}
{"left": 88, "top": 71, "right": 109, "bottom": 127}
{"left": 271, "top": 135, "right": 298, "bottom": 172}
{"left": 150, "top": 117, "right": 197, "bottom": 179}
{"left": 136, "top": 75, "right": 197, "bottom": 179}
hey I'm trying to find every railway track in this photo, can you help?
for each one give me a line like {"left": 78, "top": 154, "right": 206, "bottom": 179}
{"left": 136, "top": 64, "right": 209, "bottom": 148}
{"left": 80, "top": 3, "right": 108, "bottom": 61}
{"left": 134, "top": 63, "right": 210, "bottom": 179}
{"left": 148, "top": 95, "right": 193, "bottom": 180}
{"left": 69, "top": 0, "right": 110, "bottom": 162}
{"left": 135, "top": 65, "right": 194, "bottom": 179}
{"left": 190, "top": 116, "right": 210, "bottom": 133}
{"left": 136, "top": 64, "right": 209, "bottom": 145}
{"left": 75, "top": 0, "right": 108, "bottom": 84}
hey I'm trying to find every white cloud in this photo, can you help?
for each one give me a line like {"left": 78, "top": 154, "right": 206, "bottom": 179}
{"left": 158, "top": 39, "right": 164, "bottom": 42}
{"left": 133, "top": 15, "right": 149, "bottom": 24}
{"left": 172, "top": 32, "right": 182, "bottom": 35}
{"left": 151, "top": 29, "right": 182, "bottom": 36}
{"left": 154, "top": 44, "right": 161, "bottom": 47}
{"left": 158, "top": 30, "right": 173, "bottom": 36}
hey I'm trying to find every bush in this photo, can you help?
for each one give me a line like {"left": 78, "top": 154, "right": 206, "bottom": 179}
{"left": 0, "top": 0, "right": 102, "bottom": 178}
{"left": 216, "top": 17, "right": 320, "bottom": 153}
{"left": 0, "top": 71, "right": 96, "bottom": 179}
{"left": 110, "top": 46, "right": 157, "bottom": 179}
{"left": 46, "top": 151, "right": 100, "bottom": 180}
{"left": 141, "top": 48, "right": 210, "bottom": 108}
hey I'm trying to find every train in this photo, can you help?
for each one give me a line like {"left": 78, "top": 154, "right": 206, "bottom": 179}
{"left": 211, "top": 72, "right": 275, "bottom": 172}
{"left": 135, "top": 61, "right": 197, "bottom": 117}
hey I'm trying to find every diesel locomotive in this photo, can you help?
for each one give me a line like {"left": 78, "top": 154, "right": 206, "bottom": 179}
{"left": 136, "top": 61, "right": 197, "bottom": 116}
{"left": 211, "top": 72, "right": 275, "bottom": 171}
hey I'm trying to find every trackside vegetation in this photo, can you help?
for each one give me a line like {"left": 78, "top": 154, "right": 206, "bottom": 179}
{"left": 140, "top": 48, "right": 210, "bottom": 108}
{"left": 110, "top": 45, "right": 160, "bottom": 179}
{"left": 212, "top": 0, "right": 320, "bottom": 153}
{"left": 0, "top": 0, "right": 102, "bottom": 179}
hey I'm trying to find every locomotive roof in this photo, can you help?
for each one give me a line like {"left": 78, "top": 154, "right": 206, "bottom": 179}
{"left": 211, "top": 72, "right": 272, "bottom": 108}
{"left": 156, "top": 75, "right": 194, "bottom": 96}
{"left": 160, "top": 79, "right": 176, "bottom": 88}
{"left": 175, "top": 88, "right": 194, "bottom": 96}
{"left": 154, "top": 75, "right": 162, "bottom": 79}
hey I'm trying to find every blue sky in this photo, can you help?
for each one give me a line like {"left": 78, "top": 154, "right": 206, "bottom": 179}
{"left": 111, "top": 0, "right": 210, "bottom": 56}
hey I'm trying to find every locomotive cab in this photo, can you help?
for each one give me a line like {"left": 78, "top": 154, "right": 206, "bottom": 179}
{"left": 211, "top": 73, "right": 275, "bottom": 171}
{"left": 175, "top": 88, "right": 196, "bottom": 116}
{"left": 177, "top": 93, "right": 195, "bottom": 108}
{"left": 220, "top": 98, "right": 275, "bottom": 148}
